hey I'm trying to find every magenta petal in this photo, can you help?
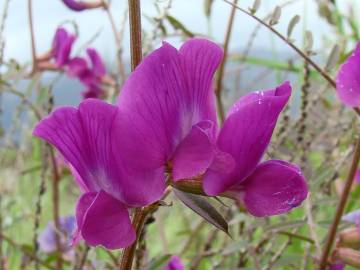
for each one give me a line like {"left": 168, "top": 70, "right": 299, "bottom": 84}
{"left": 172, "top": 121, "right": 215, "bottom": 181}
{"left": 76, "top": 191, "right": 136, "bottom": 249}
{"left": 203, "top": 81, "right": 291, "bottom": 196}
{"left": 336, "top": 42, "right": 360, "bottom": 107}
{"left": 67, "top": 57, "right": 88, "bottom": 77}
{"left": 164, "top": 255, "right": 185, "bottom": 270}
{"left": 62, "top": 0, "right": 87, "bottom": 11}
{"left": 87, "top": 48, "right": 106, "bottom": 77}
{"left": 33, "top": 99, "right": 165, "bottom": 206}
{"left": 242, "top": 160, "right": 308, "bottom": 217}
{"left": 117, "top": 39, "right": 222, "bottom": 166}
{"left": 52, "top": 27, "right": 75, "bottom": 67}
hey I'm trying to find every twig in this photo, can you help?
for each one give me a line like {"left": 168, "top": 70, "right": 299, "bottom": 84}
{"left": 119, "top": 206, "right": 156, "bottom": 270}
{"left": 74, "top": 245, "right": 90, "bottom": 270}
{"left": 32, "top": 143, "right": 48, "bottom": 270}
{"left": 318, "top": 136, "right": 360, "bottom": 269}
{"left": 28, "top": 0, "right": 37, "bottom": 72}
{"left": 128, "top": 0, "right": 142, "bottom": 71}
{"left": 49, "top": 146, "right": 62, "bottom": 270}
{"left": 0, "top": 232, "right": 56, "bottom": 270}
{"left": 221, "top": 0, "right": 360, "bottom": 117}
{"left": 215, "top": 0, "right": 238, "bottom": 123}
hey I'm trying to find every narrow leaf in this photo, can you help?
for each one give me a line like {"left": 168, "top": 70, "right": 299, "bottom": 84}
{"left": 269, "top": 6, "right": 281, "bottom": 25}
{"left": 166, "top": 15, "right": 194, "bottom": 37}
{"left": 287, "top": 15, "right": 300, "bottom": 39}
{"left": 249, "top": 0, "right": 261, "bottom": 14}
{"left": 325, "top": 44, "right": 340, "bottom": 71}
{"left": 174, "top": 189, "right": 229, "bottom": 234}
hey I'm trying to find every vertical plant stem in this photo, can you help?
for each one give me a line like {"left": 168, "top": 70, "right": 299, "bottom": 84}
{"left": 49, "top": 147, "right": 62, "bottom": 270}
{"left": 128, "top": 0, "right": 142, "bottom": 71}
{"left": 28, "top": 0, "right": 37, "bottom": 72}
{"left": 119, "top": 1, "right": 142, "bottom": 269}
{"left": 119, "top": 209, "right": 148, "bottom": 270}
{"left": 103, "top": 1, "right": 127, "bottom": 85}
{"left": 318, "top": 136, "right": 360, "bottom": 270}
{"left": 215, "top": 0, "right": 238, "bottom": 123}
{"left": 33, "top": 143, "right": 48, "bottom": 270}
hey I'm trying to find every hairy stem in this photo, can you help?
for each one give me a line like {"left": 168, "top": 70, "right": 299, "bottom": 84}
{"left": 215, "top": 0, "right": 238, "bottom": 123}
{"left": 318, "top": 136, "right": 360, "bottom": 269}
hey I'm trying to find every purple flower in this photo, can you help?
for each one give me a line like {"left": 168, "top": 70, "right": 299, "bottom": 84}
{"left": 343, "top": 209, "right": 360, "bottom": 234}
{"left": 202, "top": 82, "right": 308, "bottom": 216}
{"left": 67, "top": 48, "right": 107, "bottom": 99}
{"left": 164, "top": 256, "right": 184, "bottom": 270}
{"left": 33, "top": 38, "right": 308, "bottom": 249}
{"left": 37, "top": 216, "right": 76, "bottom": 253}
{"left": 33, "top": 98, "right": 165, "bottom": 249}
{"left": 336, "top": 41, "right": 360, "bottom": 107}
{"left": 116, "top": 39, "right": 222, "bottom": 181}
{"left": 52, "top": 27, "right": 76, "bottom": 68}
{"left": 61, "top": 0, "right": 106, "bottom": 11}
{"left": 329, "top": 262, "right": 345, "bottom": 270}
{"left": 355, "top": 169, "right": 360, "bottom": 183}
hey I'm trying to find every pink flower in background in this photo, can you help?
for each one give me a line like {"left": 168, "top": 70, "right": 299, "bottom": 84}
{"left": 38, "top": 216, "right": 76, "bottom": 253}
{"left": 203, "top": 82, "right": 308, "bottom": 217}
{"left": 52, "top": 27, "right": 76, "bottom": 68}
{"left": 328, "top": 262, "right": 345, "bottom": 270}
{"left": 67, "top": 48, "right": 107, "bottom": 99}
{"left": 61, "top": 0, "right": 106, "bottom": 11}
{"left": 336, "top": 41, "right": 360, "bottom": 107}
{"left": 355, "top": 168, "right": 360, "bottom": 183}
{"left": 164, "top": 256, "right": 184, "bottom": 270}
{"left": 343, "top": 209, "right": 360, "bottom": 233}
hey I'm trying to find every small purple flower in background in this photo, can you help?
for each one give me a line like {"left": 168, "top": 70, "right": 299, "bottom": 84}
{"left": 37, "top": 216, "right": 76, "bottom": 254}
{"left": 61, "top": 0, "right": 106, "bottom": 11}
{"left": 52, "top": 27, "right": 76, "bottom": 68}
{"left": 355, "top": 168, "right": 360, "bottom": 183}
{"left": 164, "top": 256, "right": 184, "bottom": 270}
{"left": 36, "top": 27, "right": 76, "bottom": 70}
{"left": 336, "top": 41, "right": 360, "bottom": 107}
{"left": 202, "top": 82, "right": 308, "bottom": 217}
{"left": 329, "top": 262, "right": 345, "bottom": 270}
{"left": 343, "top": 209, "right": 360, "bottom": 233}
{"left": 67, "top": 48, "right": 108, "bottom": 99}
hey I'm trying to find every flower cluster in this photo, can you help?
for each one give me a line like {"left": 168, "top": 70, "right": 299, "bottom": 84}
{"left": 33, "top": 39, "right": 308, "bottom": 249}
{"left": 37, "top": 27, "right": 109, "bottom": 99}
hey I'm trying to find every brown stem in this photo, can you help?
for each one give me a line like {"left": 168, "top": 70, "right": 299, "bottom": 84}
{"left": 119, "top": 208, "right": 149, "bottom": 270}
{"left": 49, "top": 147, "right": 62, "bottom": 270}
{"left": 128, "top": 0, "right": 142, "bottom": 71}
{"left": 28, "top": 0, "right": 37, "bottom": 72}
{"left": 118, "top": 2, "right": 143, "bottom": 269}
{"left": 318, "top": 136, "right": 360, "bottom": 270}
{"left": 215, "top": 0, "right": 238, "bottom": 123}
